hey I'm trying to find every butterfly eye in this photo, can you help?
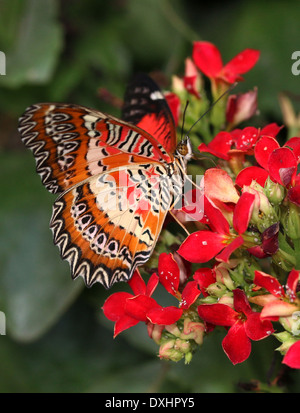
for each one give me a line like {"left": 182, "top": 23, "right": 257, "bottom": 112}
{"left": 177, "top": 142, "right": 188, "bottom": 156}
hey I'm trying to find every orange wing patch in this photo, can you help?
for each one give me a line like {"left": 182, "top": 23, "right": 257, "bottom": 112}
{"left": 50, "top": 164, "right": 172, "bottom": 288}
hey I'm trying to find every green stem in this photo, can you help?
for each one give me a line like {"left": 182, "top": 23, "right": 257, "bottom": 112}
{"left": 293, "top": 238, "right": 300, "bottom": 269}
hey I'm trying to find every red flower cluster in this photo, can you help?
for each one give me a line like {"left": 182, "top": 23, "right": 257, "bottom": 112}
{"left": 103, "top": 41, "right": 300, "bottom": 371}
{"left": 103, "top": 268, "right": 182, "bottom": 338}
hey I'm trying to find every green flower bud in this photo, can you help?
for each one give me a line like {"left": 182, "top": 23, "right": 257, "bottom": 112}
{"left": 264, "top": 176, "right": 285, "bottom": 205}
{"left": 281, "top": 203, "right": 300, "bottom": 240}
{"left": 274, "top": 331, "right": 298, "bottom": 355}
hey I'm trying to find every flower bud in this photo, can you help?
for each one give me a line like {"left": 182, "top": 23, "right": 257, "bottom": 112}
{"left": 206, "top": 282, "right": 228, "bottom": 298}
{"left": 215, "top": 265, "right": 235, "bottom": 291}
{"left": 245, "top": 185, "right": 278, "bottom": 232}
{"left": 182, "top": 318, "right": 205, "bottom": 345}
{"left": 274, "top": 331, "right": 298, "bottom": 355}
{"left": 147, "top": 323, "right": 165, "bottom": 344}
{"left": 159, "top": 339, "right": 182, "bottom": 362}
{"left": 158, "top": 336, "right": 193, "bottom": 363}
{"left": 281, "top": 203, "right": 300, "bottom": 239}
{"left": 279, "top": 311, "right": 300, "bottom": 335}
{"left": 264, "top": 176, "right": 285, "bottom": 205}
{"left": 183, "top": 58, "right": 202, "bottom": 99}
{"left": 158, "top": 318, "right": 204, "bottom": 363}
{"left": 226, "top": 88, "right": 258, "bottom": 128}
{"left": 165, "top": 323, "right": 181, "bottom": 337}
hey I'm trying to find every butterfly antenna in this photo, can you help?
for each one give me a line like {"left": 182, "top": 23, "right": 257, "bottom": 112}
{"left": 180, "top": 100, "right": 189, "bottom": 141}
{"left": 184, "top": 82, "right": 238, "bottom": 139}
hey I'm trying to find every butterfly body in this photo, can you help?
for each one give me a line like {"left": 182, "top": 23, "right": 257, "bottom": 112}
{"left": 19, "top": 75, "right": 192, "bottom": 288}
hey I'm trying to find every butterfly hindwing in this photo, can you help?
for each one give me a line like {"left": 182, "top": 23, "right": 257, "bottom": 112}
{"left": 50, "top": 164, "right": 173, "bottom": 288}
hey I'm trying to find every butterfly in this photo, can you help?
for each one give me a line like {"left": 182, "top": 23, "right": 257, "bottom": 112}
{"left": 18, "top": 74, "right": 193, "bottom": 289}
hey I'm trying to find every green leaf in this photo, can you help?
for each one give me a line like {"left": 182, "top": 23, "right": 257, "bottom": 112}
{"left": 0, "top": 0, "right": 63, "bottom": 87}
{"left": 0, "top": 152, "right": 83, "bottom": 342}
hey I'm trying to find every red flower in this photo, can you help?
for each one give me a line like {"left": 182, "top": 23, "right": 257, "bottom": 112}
{"left": 238, "top": 135, "right": 300, "bottom": 207}
{"left": 178, "top": 170, "right": 256, "bottom": 264}
{"left": 226, "top": 88, "right": 258, "bottom": 127}
{"left": 193, "top": 267, "right": 216, "bottom": 297}
{"left": 198, "top": 123, "right": 282, "bottom": 161}
{"left": 157, "top": 253, "right": 201, "bottom": 309}
{"left": 252, "top": 269, "right": 300, "bottom": 319}
{"left": 102, "top": 270, "right": 182, "bottom": 337}
{"left": 283, "top": 340, "right": 300, "bottom": 369}
{"left": 197, "top": 289, "right": 274, "bottom": 364}
{"left": 192, "top": 41, "right": 260, "bottom": 85}
{"left": 183, "top": 57, "right": 201, "bottom": 99}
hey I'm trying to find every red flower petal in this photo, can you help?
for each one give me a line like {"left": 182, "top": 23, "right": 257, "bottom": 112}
{"left": 247, "top": 245, "right": 267, "bottom": 258}
{"left": 147, "top": 306, "right": 183, "bottom": 325}
{"left": 222, "top": 322, "right": 251, "bottom": 364}
{"left": 233, "top": 288, "right": 252, "bottom": 316}
{"left": 202, "top": 196, "right": 230, "bottom": 234}
{"left": 102, "top": 292, "right": 133, "bottom": 321}
{"left": 146, "top": 273, "right": 159, "bottom": 297}
{"left": 254, "top": 271, "right": 285, "bottom": 298}
{"left": 233, "top": 192, "right": 255, "bottom": 234}
{"left": 178, "top": 231, "right": 225, "bottom": 263}
{"left": 215, "top": 235, "right": 244, "bottom": 263}
{"left": 197, "top": 303, "right": 238, "bottom": 326}
{"left": 125, "top": 295, "right": 160, "bottom": 322}
{"left": 198, "top": 142, "right": 230, "bottom": 160}
{"left": 226, "top": 89, "right": 258, "bottom": 126}
{"left": 180, "top": 281, "right": 201, "bottom": 309}
{"left": 268, "top": 147, "right": 297, "bottom": 186}
{"left": 288, "top": 185, "right": 300, "bottom": 206}
{"left": 261, "top": 300, "right": 298, "bottom": 319}
{"left": 235, "top": 126, "right": 260, "bottom": 151}
{"left": 261, "top": 122, "right": 283, "bottom": 138}
{"left": 128, "top": 270, "right": 146, "bottom": 296}
{"left": 199, "top": 131, "right": 233, "bottom": 159}
{"left": 282, "top": 340, "right": 300, "bottom": 369}
{"left": 285, "top": 137, "right": 300, "bottom": 163}
{"left": 114, "top": 315, "right": 139, "bottom": 337}
{"left": 235, "top": 166, "right": 269, "bottom": 188}
{"left": 158, "top": 253, "right": 180, "bottom": 295}
{"left": 193, "top": 267, "right": 216, "bottom": 297}
{"left": 245, "top": 312, "right": 274, "bottom": 341}
{"left": 221, "top": 49, "right": 260, "bottom": 83}
{"left": 204, "top": 168, "right": 239, "bottom": 204}
{"left": 254, "top": 136, "right": 280, "bottom": 170}
{"left": 192, "top": 41, "right": 223, "bottom": 78}
{"left": 286, "top": 269, "right": 300, "bottom": 298}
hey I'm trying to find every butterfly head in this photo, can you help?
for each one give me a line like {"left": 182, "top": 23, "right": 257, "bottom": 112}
{"left": 175, "top": 136, "right": 193, "bottom": 162}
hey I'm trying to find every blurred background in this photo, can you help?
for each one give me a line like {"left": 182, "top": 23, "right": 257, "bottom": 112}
{"left": 0, "top": 0, "right": 300, "bottom": 392}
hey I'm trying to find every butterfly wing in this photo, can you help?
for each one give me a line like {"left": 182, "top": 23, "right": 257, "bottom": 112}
{"left": 18, "top": 102, "right": 173, "bottom": 194}
{"left": 50, "top": 163, "right": 173, "bottom": 288}
{"left": 122, "top": 74, "right": 177, "bottom": 154}
{"left": 19, "top": 75, "right": 178, "bottom": 288}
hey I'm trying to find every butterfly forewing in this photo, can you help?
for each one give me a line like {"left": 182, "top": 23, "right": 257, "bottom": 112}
{"left": 19, "top": 103, "right": 173, "bottom": 194}
{"left": 122, "top": 74, "right": 177, "bottom": 154}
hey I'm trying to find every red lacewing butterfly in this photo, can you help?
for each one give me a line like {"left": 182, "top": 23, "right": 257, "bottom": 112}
{"left": 18, "top": 74, "right": 193, "bottom": 288}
